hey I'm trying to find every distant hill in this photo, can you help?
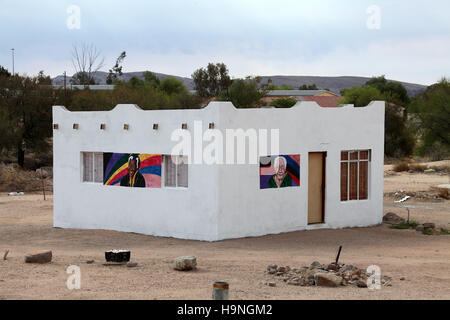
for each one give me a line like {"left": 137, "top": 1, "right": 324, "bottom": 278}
{"left": 52, "top": 72, "right": 427, "bottom": 97}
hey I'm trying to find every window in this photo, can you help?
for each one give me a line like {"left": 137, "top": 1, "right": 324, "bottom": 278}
{"left": 340, "top": 150, "right": 370, "bottom": 201}
{"left": 82, "top": 152, "right": 103, "bottom": 183}
{"left": 164, "top": 155, "right": 188, "bottom": 188}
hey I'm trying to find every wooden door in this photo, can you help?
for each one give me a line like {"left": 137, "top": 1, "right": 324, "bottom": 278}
{"left": 308, "top": 152, "right": 326, "bottom": 224}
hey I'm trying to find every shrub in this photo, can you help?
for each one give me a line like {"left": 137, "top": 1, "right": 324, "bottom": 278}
{"left": 409, "top": 163, "right": 427, "bottom": 172}
{"left": 270, "top": 98, "right": 298, "bottom": 108}
{"left": 393, "top": 161, "right": 410, "bottom": 172}
{"left": 389, "top": 221, "right": 420, "bottom": 229}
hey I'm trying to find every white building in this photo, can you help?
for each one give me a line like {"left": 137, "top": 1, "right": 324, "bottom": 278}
{"left": 52, "top": 101, "right": 385, "bottom": 241}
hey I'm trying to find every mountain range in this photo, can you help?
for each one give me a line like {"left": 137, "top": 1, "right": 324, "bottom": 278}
{"left": 52, "top": 71, "right": 428, "bottom": 97}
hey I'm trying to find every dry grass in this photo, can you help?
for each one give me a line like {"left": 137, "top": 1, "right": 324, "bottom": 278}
{"left": 393, "top": 161, "right": 410, "bottom": 172}
{"left": 0, "top": 163, "right": 52, "bottom": 193}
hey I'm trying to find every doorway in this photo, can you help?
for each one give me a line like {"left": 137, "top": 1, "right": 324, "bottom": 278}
{"left": 308, "top": 152, "right": 326, "bottom": 224}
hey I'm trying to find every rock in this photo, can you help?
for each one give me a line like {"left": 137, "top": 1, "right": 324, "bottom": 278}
{"left": 356, "top": 280, "right": 367, "bottom": 288}
{"left": 287, "top": 279, "right": 301, "bottom": 286}
{"left": 24, "top": 251, "right": 52, "bottom": 263}
{"left": 296, "top": 267, "right": 308, "bottom": 273}
{"left": 86, "top": 260, "right": 94, "bottom": 264}
{"left": 383, "top": 212, "right": 405, "bottom": 225}
{"left": 416, "top": 225, "right": 424, "bottom": 232}
{"left": 400, "top": 277, "right": 405, "bottom": 281}
{"left": 267, "top": 282, "right": 276, "bottom": 287}
{"left": 173, "top": 256, "right": 197, "bottom": 271}
{"left": 127, "top": 262, "right": 138, "bottom": 268}
{"left": 314, "top": 273, "right": 342, "bottom": 287}
{"left": 267, "top": 264, "right": 277, "bottom": 271}
{"left": 268, "top": 269, "right": 277, "bottom": 274}
{"left": 326, "top": 263, "right": 339, "bottom": 271}
{"left": 422, "top": 223, "right": 435, "bottom": 230}
{"left": 277, "top": 266, "right": 286, "bottom": 273}
{"left": 310, "top": 261, "right": 321, "bottom": 269}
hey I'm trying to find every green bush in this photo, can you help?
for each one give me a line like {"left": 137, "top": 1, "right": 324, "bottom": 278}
{"left": 270, "top": 98, "right": 298, "bottom": 108}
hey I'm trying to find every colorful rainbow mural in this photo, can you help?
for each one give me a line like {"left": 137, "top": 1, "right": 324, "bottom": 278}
{"left": 259, "top": 155, "right": 300, "bottom": 189}
{"left": 103, "top": 153, "right": 162, "bottom": 188}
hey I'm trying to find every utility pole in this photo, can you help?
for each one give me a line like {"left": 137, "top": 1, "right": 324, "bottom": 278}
{"left": 64, "top": 71, "right": 67, "bottom": 106}
{"left": 11, "top": 48, "right": 15, "bottom": 75}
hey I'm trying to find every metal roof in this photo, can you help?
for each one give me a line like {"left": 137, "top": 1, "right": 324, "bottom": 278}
{"left": 266, "top": 90, "right": 327, "bottom": 96}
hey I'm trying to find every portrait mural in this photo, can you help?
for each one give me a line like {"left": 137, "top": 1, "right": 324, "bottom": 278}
{"left": 259, "top": 155, "right": 300, "bottom": 189}
{"left": 103, "top": 153, "right": 162, "bottom": 188}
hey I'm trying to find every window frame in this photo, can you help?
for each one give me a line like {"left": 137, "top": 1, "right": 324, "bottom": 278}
{"left": 340, "top": 149, "right": 371, "bottom": 202}
{"left": 81, "top": 152, "right": 104, "bottom": 184}
{"left": 162, "top": 155, "right": 188, "bottom": 189}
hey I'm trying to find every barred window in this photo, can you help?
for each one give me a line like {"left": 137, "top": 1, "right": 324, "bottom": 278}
{"left": 164, "top": 155, "right": 188, "bottom": 188}
{"left": 82, "top": 152, "right": 103, "bottom": 183}
{"left": 340, "top": 150, "right": 370, "bottom": 201}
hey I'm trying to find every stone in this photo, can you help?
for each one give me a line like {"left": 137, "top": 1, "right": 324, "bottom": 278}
{"left": 400, "top": 277, "right": 405, "bottom": 281}
{"left": 277, "top": 266, "right": 286, "bottom": 273}
{"left": 127, "top": 262, "right": 138, "bottom": 268}
{"left": 287, "top": 279, "right": 301, "bottom": 286}
{"left": 356, "top": 280, "right": 367, "bottom": 288}
{"left": 326, "top": 263, "right": 339, "bottom": 271}
{"left": 267, "top": 282, "right": 276, "bottom": 287}
{"left": 86, "top": 260, "right": 94, "bottom": 264}
{"left": 24, "top": 251, "right": 52, "bottom": 263}
{"left": 422, "top": 223, "right": 435, "bottom": 230}
{"left": 268, "top": 269, "right": 277, "bottom": 274}
{"left": 383, "top": 212, "right": 405, "bottom": 225}
{"left": 310, "top": 261, "right": 321, "bottom": 269}
{"left": 314, "top": 273, "right": 342, "bottom": 287}
{"left": 173, "top": 256, "right": 197, "bottom": 271}
{"left": 267, "top": 264, "right": 277, "bottom": 271}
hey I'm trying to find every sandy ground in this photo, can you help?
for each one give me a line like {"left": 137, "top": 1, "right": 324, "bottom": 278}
{"left": 0, "top": 165, "right": 449, "bottom": 300}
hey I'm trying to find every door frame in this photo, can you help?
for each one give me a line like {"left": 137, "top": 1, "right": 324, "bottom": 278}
{"left": 308, "top": 151, "right": 326, "bottom": 225}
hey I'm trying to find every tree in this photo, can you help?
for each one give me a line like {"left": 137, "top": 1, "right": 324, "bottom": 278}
{"left": 270, "top": 97, "right": 298, "bottom": 108}
{"left": 142, "top": 71, "right": 160, "bottom": 87}
{"left": 409, "top": 78, "right": 450, "bottom": 159}
{"left": 365, "top": 75, "right": 409, "bottom": 106}
{"left": 0, "top": 66, "right": 10, "bottom": 77}
{"left": 217, "top": 77, "right": 264, "bottom": 108}
{"left": 106, "top": 51, "right": 126, "bottom": 84}
{"left": 340, "top": 85, "right": 415, "bottom": 158}
{"left": 0, "top": 71, "right": 59, "bottom": 167}
{"left": 71, "top": 43, "right": 104, "bottom": 85}
{"left": 299, "top": 84, "right": 318, "bottom": 90}
{"left": 160, "top": 77, "right": 186, "bottom": 95}
{"left": 192, "top": 63, "right": 232, "bottom": 97}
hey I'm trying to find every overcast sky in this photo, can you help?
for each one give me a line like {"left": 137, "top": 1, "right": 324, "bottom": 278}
{"left": 1, "top": 0, "right": 449, "bottom": 85}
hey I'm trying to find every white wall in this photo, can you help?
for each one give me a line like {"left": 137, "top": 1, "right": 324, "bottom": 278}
{"left": 215, "top": 102, "right": 385, "bottom": 240}
{"left": 53, "top": 101, "right": 385, "bottom": 241}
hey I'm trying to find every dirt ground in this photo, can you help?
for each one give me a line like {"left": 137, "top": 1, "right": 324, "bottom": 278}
{"left": 0, "top": 164, "right": 449, "bottom": 300}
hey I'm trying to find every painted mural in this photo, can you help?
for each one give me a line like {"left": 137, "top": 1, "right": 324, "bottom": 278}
{"left": 103, "top": 153, "right": 162, "bottom": 188}
{"left": 260, "top": 155, "right": 300, "bottom": 189}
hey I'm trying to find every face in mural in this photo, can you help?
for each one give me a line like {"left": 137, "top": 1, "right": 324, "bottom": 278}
{"left": 259, "top": 155, "right": 300, "bottom": 189}
{"left": 103, "top": 153, "right": 162, "bottom": 188}
{"left": 119, "top": 154, "right": 146, "bottom": 188}
{"left": 272, "top": 156, "right": 289, "bottom": 188}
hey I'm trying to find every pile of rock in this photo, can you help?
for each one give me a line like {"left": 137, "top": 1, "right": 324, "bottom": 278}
{"left": 266, "top": 261, "right": 392, "bottom": 288}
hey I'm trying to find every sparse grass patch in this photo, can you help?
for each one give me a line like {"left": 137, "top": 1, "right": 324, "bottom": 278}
{"left": 422, "top": 229, "right": 434, "bottom": 235}
{"left": 440, "top": 228, "right": 450, "bottom": 235}
{"left": 389, "top": 221, "right": 420, "bottom": 229}
{"left": 409, "top": 163, "right": 427, "bottom": 172}
{"left": 393, "top": 161, "right": 410, "bottom": 172}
